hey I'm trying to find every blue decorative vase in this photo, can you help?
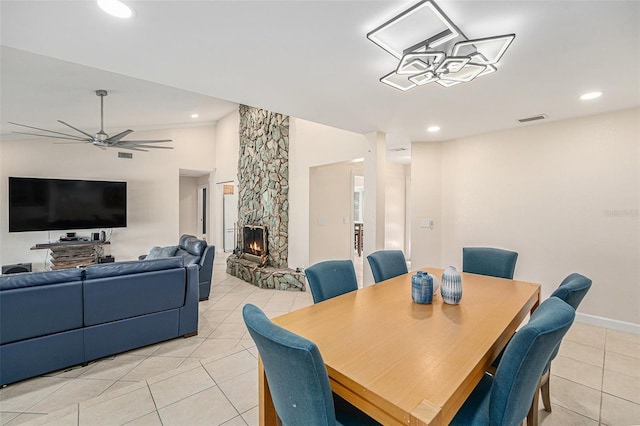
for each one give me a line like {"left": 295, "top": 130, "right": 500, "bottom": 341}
{"left": 412, "top": 271, "right": 433, "bottom": 304}
{"left": 441, "top": 266, "right": 462, "bottom": 304}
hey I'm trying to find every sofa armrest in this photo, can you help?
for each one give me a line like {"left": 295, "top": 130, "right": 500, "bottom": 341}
{"left": 178, "top": 264, "right": 199, "bottom": 336}
{"left": 199, "top": 246, "right": 215, "bottom": 280}
{"left": 198, "top": 246, "right": 215, "bottom": 300}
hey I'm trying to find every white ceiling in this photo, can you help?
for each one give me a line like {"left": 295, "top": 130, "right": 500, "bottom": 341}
{"left": 1, "top": 0, "right": 639, "bottom": 158}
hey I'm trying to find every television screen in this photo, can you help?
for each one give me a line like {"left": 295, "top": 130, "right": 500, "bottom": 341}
{"left": 8, "top": 177, "right": 127, "bottom": 232}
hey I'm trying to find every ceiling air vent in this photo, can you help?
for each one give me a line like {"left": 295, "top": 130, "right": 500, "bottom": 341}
{"left": 518, "top": 114, "right": 548, "bottom": 123}
{"left": 388, "top": 147, "right": 408, "bottom": 152}
{"left": 118, "top": 152, "right": 133, "bottom": 159}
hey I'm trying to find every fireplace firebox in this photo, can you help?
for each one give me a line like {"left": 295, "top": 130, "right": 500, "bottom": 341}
{"left": 242, "top": 225, "right": 268, "bottom": 265}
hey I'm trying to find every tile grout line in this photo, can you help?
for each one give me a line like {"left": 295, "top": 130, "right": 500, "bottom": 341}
{"left": 599, "top": 329, "right": 608, "bottom": 425}
{"left": 200, "top": 359, "right": 245, "bottom": 424}
{"left": 141, "top": 380, "right": 161, "bottom": 426}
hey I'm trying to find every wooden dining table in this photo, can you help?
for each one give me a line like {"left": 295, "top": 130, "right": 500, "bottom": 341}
{"left": 258, "top": 267, "right": 541, "bottom": 426}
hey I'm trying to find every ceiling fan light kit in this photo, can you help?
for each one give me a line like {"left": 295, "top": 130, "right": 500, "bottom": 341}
{"left": 368, "top": 0, "right": 515, "bottom": 91}
{"left": 97, "top": 0, "right": 134, "bottom": 19}
{"left": 9, "top": 90, "right": 173, "bottom": 152}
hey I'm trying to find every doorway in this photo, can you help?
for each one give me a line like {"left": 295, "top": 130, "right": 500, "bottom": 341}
{"left": 179, "top": 170, "right": 212, "bottom": 242}
{"left": 353, "top": 174, "right": 364, "bottom": 286}
{"left": 307, "top": 161, "right": 365, "bottom": 286}
{"left": 223, "top": 185, "right": 237, "bottom": 252}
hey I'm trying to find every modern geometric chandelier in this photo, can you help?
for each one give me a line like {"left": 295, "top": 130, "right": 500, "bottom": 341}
{"left": 367, "top": 0, "right": 515, "bottom": 91}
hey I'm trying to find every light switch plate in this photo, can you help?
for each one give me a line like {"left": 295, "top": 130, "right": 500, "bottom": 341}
{"left": 420, "top": 218, "right": 434, "bottom": 229}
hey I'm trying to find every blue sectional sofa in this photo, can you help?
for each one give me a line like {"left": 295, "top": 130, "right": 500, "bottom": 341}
{"left": 0, "top": 257, "right": 198, "bottom": 386}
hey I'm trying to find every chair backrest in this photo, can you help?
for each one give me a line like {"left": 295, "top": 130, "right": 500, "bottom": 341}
{"left": 490, "top": 297, "right": 575, "bottom": 426}
{"left": 305, "top": 260, "right": 358, "bottom": 304}
{"left": 544, "top": 272, "right": 592, "bottom": 364}
{"left": 550, "top": 272, "right": 592, "bottom": 310}
{"left": 366, "top": 250, "right": 408, "bottom": 283}
{"left": 462, "top": 247, "right": 518, "bottom": 279}
{"left": 242, "top": 304, "right": 336, "bottom": 426}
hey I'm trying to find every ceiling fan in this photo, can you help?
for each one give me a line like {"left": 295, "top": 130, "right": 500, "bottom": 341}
{"left": 9, "top": 90, "right": 173, "bottom": 152}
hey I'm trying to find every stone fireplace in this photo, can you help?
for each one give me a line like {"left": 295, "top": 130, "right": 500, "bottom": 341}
{"left": 226, "top": 105, "right": 305, "bottom": 291}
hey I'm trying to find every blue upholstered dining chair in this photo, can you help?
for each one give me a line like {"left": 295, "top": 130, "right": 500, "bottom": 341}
{"left": 450, "top": 297, "right": 575, "bottom": 426}
{"left": 366, "top": 250, "right": 408, "bottom": 283}
{"left": 529, "top": 273, "right": 592, "bottom": 423}
{"left": 305, "top": 260, "right": 358, "bottom": 304}
{"left": 487, "top": 272, "right": 592, "bottom": 426}
{"left": 242, "top": 304, "right": 380, "bottom": 426}
{"left": 462, "top": 247, "right": 519, "bottom": 279}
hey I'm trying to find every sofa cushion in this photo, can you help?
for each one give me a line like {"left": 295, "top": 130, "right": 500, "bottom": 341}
{"left": 84, "top": 258, "right": 184, "bottom": 279}
{"left": 184, "top": 238, "right": 206, "bottom": 256}
{"left": 146, "top": 245, "right": 178, "bottom": 260}
{"left": 179, "top": 234, "right": 193, "bottom": 248}
{"left": 83, "top": 259, "right": 187, "bottom": 326}
{"left": 0, "top": 269, "right": 83, "bottom": 290}
{"left": 174, "top": 249, "right": 200, "bottom": 266}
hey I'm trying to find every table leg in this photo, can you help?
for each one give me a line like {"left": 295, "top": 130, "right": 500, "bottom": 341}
{"left": 258, "top": 358, "right": 280, "bottom": 426}
{"left": 530, "top": 287, "right": 541, "bottom": 314}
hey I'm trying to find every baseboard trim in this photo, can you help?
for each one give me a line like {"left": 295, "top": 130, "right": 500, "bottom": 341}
{"left": 576, "top": 312, "right": 640, "bottom": 335}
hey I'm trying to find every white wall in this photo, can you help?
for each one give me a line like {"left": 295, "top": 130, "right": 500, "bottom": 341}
{"left": 411, "top": 108, "right": 639, "bottom": 325}
{"left": 0, "top": 125, "right": 217, "bottom": 270}
{"left": 288, "top": 118, "right": 368, "bottom": 269}
{"left": 213, "top": 108, "right": 240, "bottom": 253}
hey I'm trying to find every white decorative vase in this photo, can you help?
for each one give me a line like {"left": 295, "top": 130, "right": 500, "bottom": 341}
{"left": 441, "top": 266, "right": 462, "bottom": 304}
{"left": 427, "top": 273, "right": 440, "bottom": 297}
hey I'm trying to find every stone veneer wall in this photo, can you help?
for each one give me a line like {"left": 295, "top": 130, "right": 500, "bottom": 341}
{"left": 237, "top": 105, "right": 289, "bottom": 269}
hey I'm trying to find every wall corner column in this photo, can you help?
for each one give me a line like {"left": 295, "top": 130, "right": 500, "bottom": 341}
{"left": 363, "top": 131, "right": 387, "bottom": 286}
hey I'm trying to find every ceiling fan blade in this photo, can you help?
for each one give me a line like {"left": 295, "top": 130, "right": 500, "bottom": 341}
{"left": 116, "top": 146, "right": 149, "bottom": 152}
{"left": 117, "top": 139, "right": 173, "bottom": 144}
{"left": 11, "top": 131, "right": 90, "bottom": 141}
{"left": 53, "top": 141, "right": 91, "bottom": 144}
{"left": 106, "top": 129, "right": 134, "bottom": 144}
{"left": 58, "top": 120, "right": 96, "bottom": 139}
{"left": 9, "top": 121, "right": 88, "bottom": 140}
{"left": 121, "top": 144, "right": 173, "bottom": 150}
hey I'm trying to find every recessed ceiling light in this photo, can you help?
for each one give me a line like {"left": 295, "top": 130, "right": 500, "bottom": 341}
{"left": 580, "top": 91, "right": 602, "bottom": 101}
{"left": 191, "top": 113, "right": 199, "bottom": 119}
{"left": 427, "top": 126, "right": 440, "bottom": 133}
{"left": 97, "top": 0, "right": 134, "bottom": 19}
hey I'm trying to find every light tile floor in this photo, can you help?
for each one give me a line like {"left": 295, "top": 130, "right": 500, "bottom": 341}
{"left": 1, "top": 255, "right": 638, "bottom": 426}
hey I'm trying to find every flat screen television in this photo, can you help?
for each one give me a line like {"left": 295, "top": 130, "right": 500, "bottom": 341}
{"left": 8, "top": 177, "right": 127, "bottom": 232}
